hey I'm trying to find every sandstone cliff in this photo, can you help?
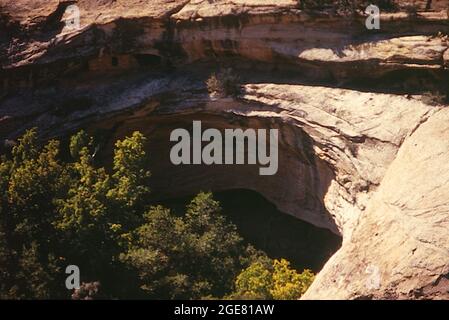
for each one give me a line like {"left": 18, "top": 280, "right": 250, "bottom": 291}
{"left": 1, "top": 0, "right": 448, "bottom": 299}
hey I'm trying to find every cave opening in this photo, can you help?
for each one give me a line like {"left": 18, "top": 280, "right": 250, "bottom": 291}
{"left": 93, "top": 113, "right": 343, "bottom": 274}
{"left": 111, "top": 56, "right": 119, "bottom": 67}
{"left": 158, "top": 189, "right": 342, "bottom": 273}
{"left": 134, "top": 54, "right": 163, "bottom": 67}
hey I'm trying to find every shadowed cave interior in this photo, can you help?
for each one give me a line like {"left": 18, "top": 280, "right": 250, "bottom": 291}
{"left": 88, "top": 113, "right": 344, "bottom": 274}
{"left": 157, "top": 189, "right": 342, "bottom": 273}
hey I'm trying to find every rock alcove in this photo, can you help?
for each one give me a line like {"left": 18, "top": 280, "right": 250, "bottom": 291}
{"left": 88, "top": 110, "right": 344, "bottom": 274}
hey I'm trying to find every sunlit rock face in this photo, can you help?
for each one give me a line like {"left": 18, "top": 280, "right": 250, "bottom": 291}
{"left": 1, "top": 0, "right": 448, "bottom": 91}
{"left": 303, "top": 108, "right": 449, "bottom": 300}
{"left": 1, "top": 0, "right": 449, "bottom": 299}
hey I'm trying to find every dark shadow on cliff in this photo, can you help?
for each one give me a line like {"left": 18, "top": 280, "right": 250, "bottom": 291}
{"left": 157, "top": 189, "right": 342, "bottom": 272}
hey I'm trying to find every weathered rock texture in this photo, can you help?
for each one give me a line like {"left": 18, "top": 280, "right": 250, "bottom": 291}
{"left": 1, "top": 0, "right": 449, "bottom": 299}
{"left": 303, "top": 108, "right": 449, "bottom": 299}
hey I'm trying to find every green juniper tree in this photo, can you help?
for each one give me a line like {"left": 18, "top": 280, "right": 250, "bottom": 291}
{"left": 0, "top": 129, "right": 310, "bottom": 299}
{"left": 121, "top": 192, "right": 248, "bottom": 299}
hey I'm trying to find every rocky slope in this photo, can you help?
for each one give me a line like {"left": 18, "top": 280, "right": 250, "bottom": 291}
{"left": 1, "top": 0, "right": 449, "bottom": 299}
{"left": 303, "top": 107, "right": 449, "bottom": 299}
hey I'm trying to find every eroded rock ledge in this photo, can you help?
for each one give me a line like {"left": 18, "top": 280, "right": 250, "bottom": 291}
{"left": 303, "top": 108, "right": 449, "bottom": 299}
{"left": 1, "top": 0, "right": 449, "bottom": 299}
{"left": 1, "top": 0, "right": 448, "bottom": 94}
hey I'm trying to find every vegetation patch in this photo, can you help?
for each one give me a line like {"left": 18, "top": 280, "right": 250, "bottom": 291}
{"left": 0, "top": 129, "right": 315, "bottom": 299}
{"left": 206, "top": 68, "right": 241, "bottom": 98}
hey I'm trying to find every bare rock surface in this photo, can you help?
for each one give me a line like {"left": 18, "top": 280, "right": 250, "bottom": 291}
{"left": 303, "top": 108, "right": 449, "bottom": 299}
{"left": 242, "top": 84, "right": 439, "bottom": 236}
